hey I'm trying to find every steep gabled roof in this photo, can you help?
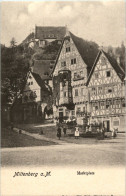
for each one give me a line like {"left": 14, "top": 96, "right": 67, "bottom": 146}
{"left": 35, "top": 26, "right": 66, "bottom": 40}
{"left": 86, "top": 50, "right": 125, "bottom": 85}
{"left": 31, "top": 72, "right": 45, "bottom": 88}
{"left": 69, "top": 32, "right": 99, "bottom": 74}
{"left": 33, "top": 60, "right": 55, "bottom": 80}
{"left": 52, "top": 32, "right": 99, "bottom": 76}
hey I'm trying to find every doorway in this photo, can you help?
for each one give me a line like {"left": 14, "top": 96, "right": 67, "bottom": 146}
{"left": 59, "top": 112, "right": 63, "bottom": 123}
{"left": 103, "top": 120, "right": 110, "bottom": 132}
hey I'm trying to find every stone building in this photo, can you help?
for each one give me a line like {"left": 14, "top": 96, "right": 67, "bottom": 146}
{"left": 87, "top": 50, "right": 125, "bottom": 132}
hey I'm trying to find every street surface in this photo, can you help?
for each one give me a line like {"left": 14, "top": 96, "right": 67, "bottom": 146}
{"left": 1, "top": 133, "right": 125, "bottom": 167}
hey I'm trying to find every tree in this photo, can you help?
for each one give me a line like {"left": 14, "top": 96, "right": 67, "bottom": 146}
{"left": 107, "top": 45, "right": 114, "bottom": 57}
{"left": 10, "top": 37, "right": 17, "bottom": 48}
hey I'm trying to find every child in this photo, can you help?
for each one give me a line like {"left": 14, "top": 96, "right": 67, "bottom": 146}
{"left": 75, "top": 126, "right": 79, "bottom": 139}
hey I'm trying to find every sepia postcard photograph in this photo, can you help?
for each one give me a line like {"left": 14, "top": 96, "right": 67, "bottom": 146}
{"left": 0, "top": 0, "right": 126, "bottom": 196}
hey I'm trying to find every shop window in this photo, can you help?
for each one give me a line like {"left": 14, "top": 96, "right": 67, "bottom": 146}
{"left": 113, "top": 121, "right": 119, "bottom": 126}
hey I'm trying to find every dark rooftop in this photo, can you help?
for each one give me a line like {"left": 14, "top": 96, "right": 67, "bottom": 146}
{"left": 32, "top": 60, "right": 55, "bottom": 80}
{"left": 69, "top": 32, "right": 99, "bottom": 74}
{"left": 35, "top": 26, "right": 66, "bottom": 40}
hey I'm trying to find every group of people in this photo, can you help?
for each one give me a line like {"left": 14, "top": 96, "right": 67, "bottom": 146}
{"left": 56, "top": 126, "right": 80, "bottom": 140}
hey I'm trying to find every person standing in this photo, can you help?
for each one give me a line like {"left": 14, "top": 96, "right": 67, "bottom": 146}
{"left": 57, "top": 126, "right": 61, "bottom": 140}
{"left": 75, "top": 126, "right": 80, "bottom": 139}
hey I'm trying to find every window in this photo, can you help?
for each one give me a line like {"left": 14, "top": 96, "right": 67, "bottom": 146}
{"left": 113, "top": 85, "right": 118, "bottom": 92}
{"left": 66, "top": 47, "right": 70, "bottom": 53}
{"left": 92, "top": 103, "right": 95, "bottom": 111}
{"left": 106, "top": 71, "right": 111, "bottom": 77}
{"left": 75, "top": 89, "right": 78, "bottom": 96}
{"left": 64, "top": 92, "right": 67, "bottom": 97}
{"left": 100, "top": 102, "right": 104, "bottom": 109}
{"left": 77, "top": 107, "right": 81, "bottom": 112}
{"left": 39, "top": 40, "right": 45, "bottom": 45}
{"left": 98, "top": 86, "right": 102, "bottom": 94}
{"left": 116, "top": 100, "right": 120, "bottom": 108}
{"left": 113, "top": 121, "right": 119, "bottom": 126}
{"left": 68, "top": 92, "right": 71, "bottom": 97}
{"left": 73, "top": 71, "right": 84, "bottom": 80}
{"left": 122, "top": 100, "right": 126, "bottom": 107}
{"left": 31, "top": 81, "right": 33, "bottom": 85}
{"left": 80, "top": 71, "right": 83, "bottom": 77}
{"left": 101, "top": 56, "right": 107, "bottom": 65}
{"left": 95, "top": 105, "right": 98, "bottom": 110}
{"left": 95, "top": 73, "right": 99, "bottom": 79}
{"left": 81, "top": 88, "right": 84, "bottom": 96}
{"left": 65, "top": 111, "right": 69, "bottom": 116}
{"left": 71, "top": 58, "right": 76, "bottom": 65}
{"left": 61, "top": 61, "right": 66, "bottom": 67}
{"left": 108, "top": 88, "right": 112, "bottom": 93}
{"left": 71, "top": 110, "right": 75, "bottom": 116}
{"left": 92, "top": 87, "right": 96, "bottom": 95}
{"left": 74, "top": 72, "right": 77, "bottom": 79}
{"left": 83, "top": 107, "right": 85, "bottom": 112}
{"left": 106, "top": 101, "right": 110, "bottom": 109}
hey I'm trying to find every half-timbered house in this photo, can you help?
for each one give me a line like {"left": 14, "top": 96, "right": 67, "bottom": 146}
{"left": 87, "top": 50, "right": 125, "bottom": 132}
{"left": 52, "top": 31, "right": 98, "bottom": 124}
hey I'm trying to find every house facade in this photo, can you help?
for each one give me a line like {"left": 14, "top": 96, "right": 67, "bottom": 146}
{"left": 35, "top": 26, "right": 66, "bottom": 48}
{"left": 52, "top": 32, "right": 98, "bottom": 124}
{"left": 12, "top": 71, "right": 52, "bottom": 123}
{"left": 87, "top": 50, "right": 125, "bottom": 132}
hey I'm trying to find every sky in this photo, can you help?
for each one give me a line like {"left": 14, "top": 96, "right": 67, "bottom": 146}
{"left": 1, "top": 1, "right": 125, "bottom": 47}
